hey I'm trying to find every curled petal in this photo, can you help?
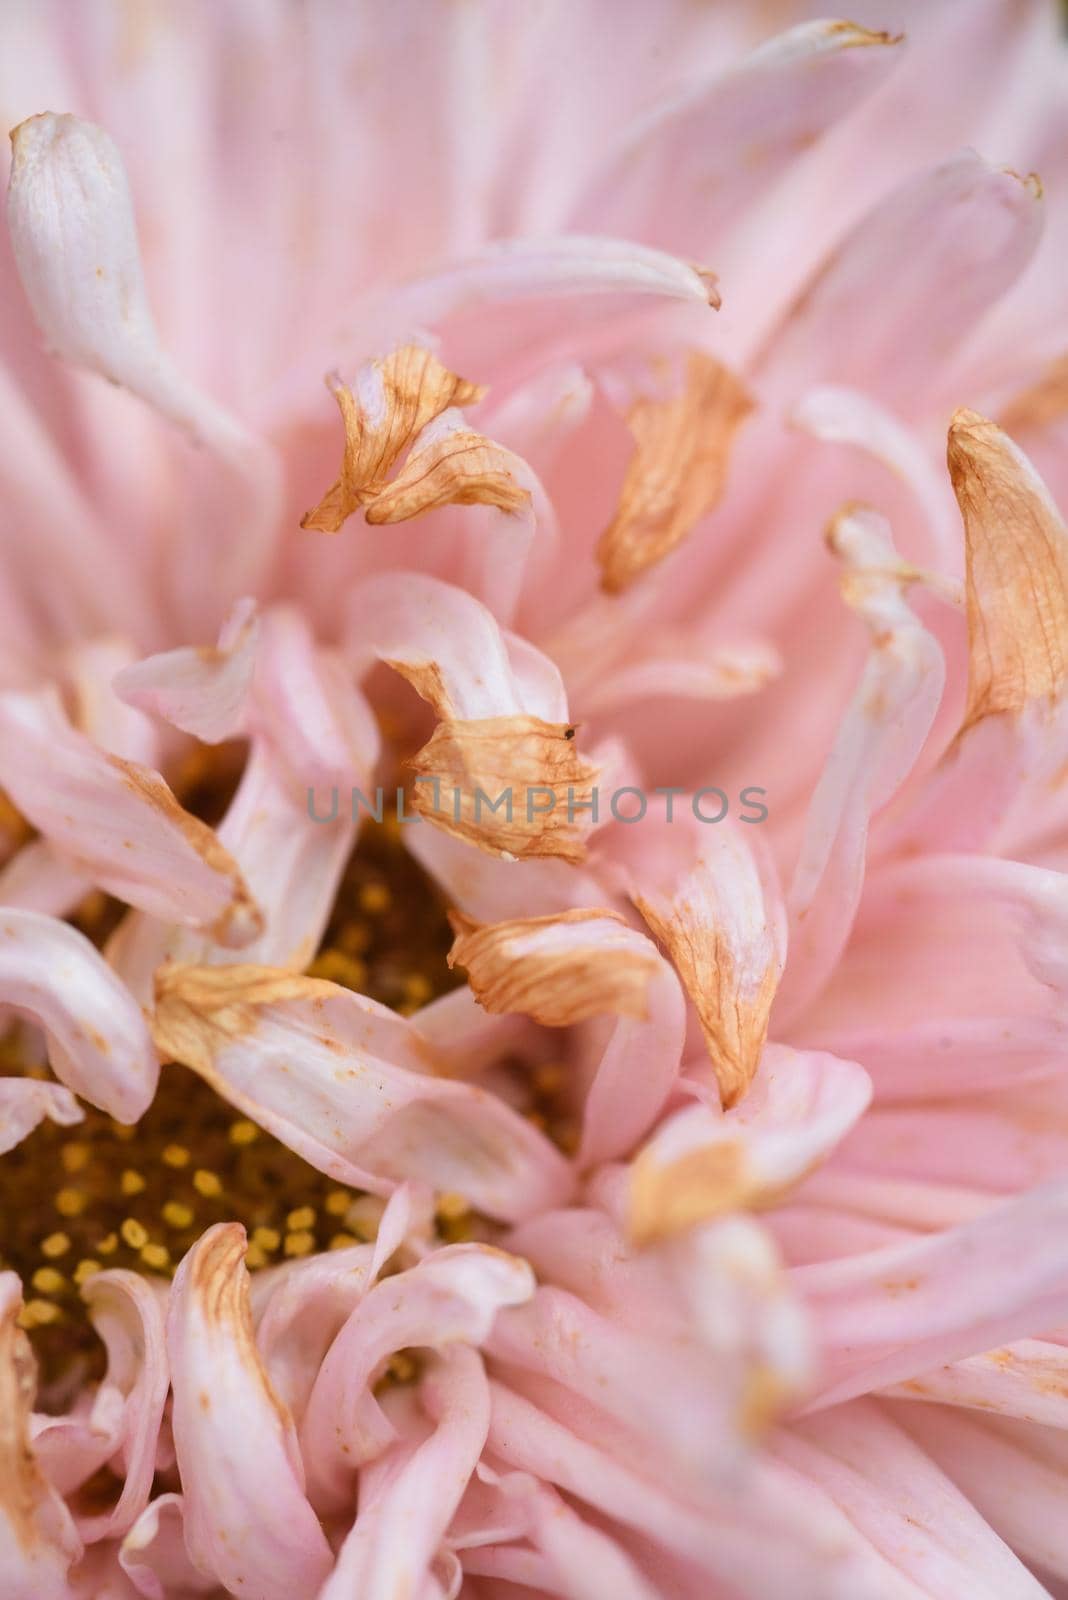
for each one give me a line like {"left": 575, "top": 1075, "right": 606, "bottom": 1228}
{"left": 119, "top": 1494, "right": 216, "bottom": 1599}
{"left": 113, "top": 599, "right": 259, "bottom": 745}
{"left": 320, "top": 1347, "right": 491, "bottom": 1600}
{"left": 79, "top": 1271, "right": 168, "bottom": 1541}
{"left": 167, "top": 1225, "right": 333, "bottom": 1599}
{"left": 597, "top": 351, "right": 752, "bottom": 593}
{"left": 0, "top": 1076, "right": 81, "bottom": 1155}
{"left": 0, "top": 909, "right": 157, "bottom": 1120}
{"left": 301, "top": 1245, "right": 534, "bottom": 1509}
{"left": 0, "top": 1274, "right": 82, "bottom": 1598}
{"left": 301, "top": 345, "right": 484, "bottom": 533}
{"left": 152, "top": 963, "right": 572, "bottom": 1220}
{"left": 364, "top": 413, "right": 531, "bottom": 526}
{"left": 629, "top": 1045, "right": 872, "bottom": 1245}
{"left": 0, "top": 688, "right": 260, "bottom": 945}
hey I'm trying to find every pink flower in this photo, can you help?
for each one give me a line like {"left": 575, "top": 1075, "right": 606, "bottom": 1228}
{"left": 1, "top": 2, "right": 1068, "bottom": 1595}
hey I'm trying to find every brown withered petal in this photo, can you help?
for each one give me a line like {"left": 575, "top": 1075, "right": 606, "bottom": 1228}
{"left": 152, "top": 962, "right": 316, "bottom": 1072}
{"left": 406, "top": 714, "right": 599, "bottom": 861}
{"left": 998, "top": 351, "right": 1068, "bottom": 437}
{"left": 364, "top": 429, "right": 531, "bottom": 524}
{"left": 948, "top": 408, "right": 1068, "bottom": 731}
{"left": 300, "top": 344, "right": 485, "bottom": 533}
{"left": 635, "top": 888, "right": 780, "bottom": 1109}
{"left": 448, "top": 908, "right": 658, "bottom": 1025}
{"left": 597, "top": 351, "right": 752, "bottom": 593}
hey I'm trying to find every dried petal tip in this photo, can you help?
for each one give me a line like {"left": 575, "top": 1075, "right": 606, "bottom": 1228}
{"left": 407, "top": 713, "right": 599, "bottom": 861}
{"left": 301, "top": 344, "right": 490, "bottom": 532}
{"left": 690, "top": 265, "right": 722, "bottom": 309}
{"left": 364, "top": 424, "right": 531, "bottom": 524}
{"left": 948, "top": 408, "right": 1068, "bottom": 731}
{"left": 449, "top": 909, "right": 658, "bottom": 1025}
{"left": 822, "top": 20, "right": 904, "bottom": 47}
{"left": 598, "top": 352, "right": 752, "bottom": 593}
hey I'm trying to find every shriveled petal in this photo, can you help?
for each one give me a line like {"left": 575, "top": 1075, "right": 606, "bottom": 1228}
{"left": 596, "top": 352, "right": 752, "bottom": 593}
{"left": 777, "top": 506, "right": 944, "bottom": 1020}
{"left": 0, "top": 688, "right": 260, "bottom": 945}
{"left": 113, "top": 599, "right": 259, "bottom": 745}
{"left": 626, "top": 822, "right": 786, "bottom": 1107}
{"left": 301, "top": 345, "right": 485, "bottom": 532}
{"left": 0, "top": 1076, "right": 81, "bottom": 1155}
{"left": 952, "top": 408, "right": 1068, "bottom": 729}
{"left": 448, "top": 909, "right": 656, "bottom": 1025}
{"left": 364, "top": 414, "right": 531, "bottom": 527}
{"left": 301, "top": 1245, "right": 534, "bottom": 1510}
{"left": 451, "top": 908, "right": 685, "bottom": 1167}
{"left": 629, "top": 1045, "right": 872, "bottom": 1245}
{"left": 408, "top": 714, "right": 599, "bottom": 861}
{"left": 320, "top": 1346, "right": 490, "bottom": 1600}
{"left": 0, "top": 909, "right": 157, "bottom": 1120}
{"left": 78, "top": 1271, "right": 168, "bottom": 1541}
{"left": 167, "top": 1225, "right": 333, "bottom": 1599}
{"left": 571, "top": 20, "right": 903, "bottom": 252}
{"left": 152, "top": 963, "right": 572, "bottom": 1220}
{"left": 0, "top": 1274, "right": 82, "bottom": 1598}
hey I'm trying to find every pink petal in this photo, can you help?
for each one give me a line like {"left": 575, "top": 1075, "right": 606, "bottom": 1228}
{"left": 571, "top": 20, "right": 903, "bottom": 253}
{"left": 796, "top": 1183, "right": 1068, "bottom": 1409}
{"left": 320, "top": 1346, "right": 490, "bottom": 1600}
{"left": 884, "top": 1338, "right": 1068, "bottom": 1429}
{"left": 760, "top": 151, "right": 1044, "bottom": 408}
{"left": 300, "top": 1244, "right": 534, "bottom": 1510}
{"left": 119, "top": 1494, "right": 217, "bottom": 1599}
{"left": 0, "top": 1074, "right": 81, "bottom": 1155}
{"left": 776, "top": 508, "right": 944, "bottom": 1023}
{"left": 0, "top": 909, "right": 157, "bottom": 1120}
{"left": 167, "top": 1225, "right": 334, "bottom": 1599}
{"left": 152, "top": 963, "right": 573, "bottom": 1220}
{"left": 114, "top": 598, "right": 259, "bottom": 745}
{"left": 0, "top": 1273, "right": 82, "bottom": 1599}
{"left": 0, "top": 688, "right": 261, "bottom": 944}
{"left": 778, "top": 1399, "right": 1050, "bottom": 1599}
{"left": 78, "top": 1271, "right": 169, "bottom": 1542}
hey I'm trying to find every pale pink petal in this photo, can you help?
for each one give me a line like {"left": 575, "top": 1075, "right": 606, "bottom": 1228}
{"left": 114, "top": 598, "right": 259, "bottom": 745}
{"left": 776, "top": 507, "right": 944, "bottom": 1022}
{"left": 760, "top": 152, "right": 1044, "bottom": 408}
{"left": 893, "top": 1404, "right": 1068, "bottom": 1583}
{"left": 777, "top": 1399, "right": 1049, "bottom": 1599}
{"left": 0, "top": 1074, "right": 81, "bottom": 1155}
{"left": 0, "top": 838, "right": 92, "bottom": 918}
{"left": 119, "top": 1495, "right": 217, "bottom": 1600}
{"left": 78, "top": 1271, "right": 169, "bottom": 1543}
{"left": 320, "top": 1346, "right": 491, "bottom": 1600}
{"left": 0, "top": 1273, "right": 82, "bottom": 1599}
{"left": 67, "top": 638, "right": 161, "bottom": 766}
{"left": 152, "top": 964, "right": 574, "bottom": 1219}
{"left": 0, "top": 687, "right": 260, "bottom": 944}
{"left": 7, "top": 112, "right": 280, "bottom": 588}
{"left": 797, "top": 1183, "right": 1068, "bottom": 1410}
{"left": 0, "top": 908, "right": 157, "bottom": 1120}
{"left": 301, "top": 1245, "right": 534, "bottom": 1510}
{"left": 167, "top": 1224, "right": 334, "bottom": 1599}
{"left": 884, "top": 1338, "right": 1068, "bottom": 1429}
{"left": 572, "top": 20, "right": 903, "bottom": 253}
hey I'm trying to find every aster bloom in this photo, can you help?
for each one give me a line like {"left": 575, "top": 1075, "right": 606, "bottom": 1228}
{"left": 2, "top": 1, "right": 1068, "bottom": 1596}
